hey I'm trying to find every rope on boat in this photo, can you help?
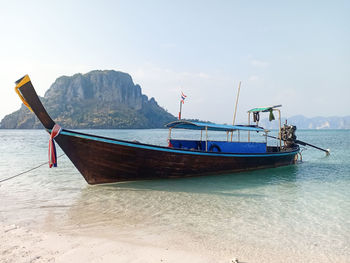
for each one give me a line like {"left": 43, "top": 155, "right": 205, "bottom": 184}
{"left": 0, "top": 154, "right": 65, "bottom": 185}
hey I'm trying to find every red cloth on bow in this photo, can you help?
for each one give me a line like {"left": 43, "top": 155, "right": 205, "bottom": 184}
{"left": 48, "top": 124, "right": 62, "bottom": 168}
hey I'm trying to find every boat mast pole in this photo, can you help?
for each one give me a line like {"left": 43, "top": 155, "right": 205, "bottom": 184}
{"left": 248, "top": 112, "right": 251, "bottom": 142}
{"left": 276, "top": 109, "right": 281, "bottom": 148}
{"left": 231, "top": 81, "right": 241, "bottom": 142}
{"left": 168, "top": 128, "right": 172, "bottom": 141}
{"left": 178, "top": 100, "right": 182, "bottom": 120}
{"left": 205, "top": 126, "right": 208, "bottom": 151}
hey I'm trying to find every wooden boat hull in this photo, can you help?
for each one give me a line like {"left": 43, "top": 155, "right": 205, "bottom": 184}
{"left": 15, "top": 75, "right": 299, "bottom": 185}
{"left": 55, "top": 130, "right": 299, "bottom": 184}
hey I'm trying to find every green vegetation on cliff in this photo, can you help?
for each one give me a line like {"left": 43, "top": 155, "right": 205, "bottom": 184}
{"left": 0, "top": 70, "right": 176, "bottom": 129}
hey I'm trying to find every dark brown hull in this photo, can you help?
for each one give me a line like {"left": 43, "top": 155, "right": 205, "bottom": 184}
{"left": 55, "top": 130, "right": 299, "bottom": 184}
{"left": 16, "top": 75, "right": 299, "bottom": 185}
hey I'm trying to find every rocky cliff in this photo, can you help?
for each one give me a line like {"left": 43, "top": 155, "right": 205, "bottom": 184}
{"left": 0, "top": 70, "right": 176, "bottom": 129}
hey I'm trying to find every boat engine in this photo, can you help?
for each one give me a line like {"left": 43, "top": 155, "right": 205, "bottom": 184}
{"left": 280, "top": 124, "right": 297, "bottom": 147}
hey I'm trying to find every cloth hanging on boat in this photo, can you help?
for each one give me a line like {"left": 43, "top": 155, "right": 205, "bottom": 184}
{"left": 253, "top": 112, "right": 260, "bottom": 122}
{"left": 269, "top": 109, "right": 275, "bottom": 121}
{"left": 48, "top": 124, "right": 62, "bottom": 168}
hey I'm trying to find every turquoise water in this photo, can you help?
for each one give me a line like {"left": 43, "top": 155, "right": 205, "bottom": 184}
{"left": 0, "top": 129, "right": 349, "bottom": 261}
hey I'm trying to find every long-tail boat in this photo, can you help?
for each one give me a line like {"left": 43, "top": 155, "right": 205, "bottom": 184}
{"left": 14, "top": 75, "right": 301, "bottom": 185}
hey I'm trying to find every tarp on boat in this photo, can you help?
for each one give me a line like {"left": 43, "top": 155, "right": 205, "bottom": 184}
{"left": 248, "top": 105, "right": 282, "bottom": 113}
{"left": 165, "top": 121, "right": 265, "bottom": 132}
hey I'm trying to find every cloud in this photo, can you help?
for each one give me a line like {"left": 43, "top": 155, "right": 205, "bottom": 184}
{"left": 198, "top": 72, "right": 210, "bottom": 79}
{"left": 248, "top": 75, "right": 260, "bottom": 81}
{"left": 251, "top": 59, "right": 269, "bottom": 68}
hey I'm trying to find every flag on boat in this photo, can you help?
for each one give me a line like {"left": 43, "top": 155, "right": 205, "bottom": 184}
{"left": 181, "top": 92, "right": 187, "bottom": 104}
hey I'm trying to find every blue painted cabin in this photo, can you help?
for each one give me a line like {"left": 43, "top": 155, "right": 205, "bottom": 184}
{"left": 166, "top": 121, "right": 268, "bottom": 154}
{"left": 169, "top": 139, "right": 266, "bottom": 153}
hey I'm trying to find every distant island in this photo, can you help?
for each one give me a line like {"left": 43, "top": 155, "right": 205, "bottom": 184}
{"left": 259, "top": 115, "right": 350, "bottom": 129}
{"left": 0, "top": 70, "right": 176, "bottom": 129}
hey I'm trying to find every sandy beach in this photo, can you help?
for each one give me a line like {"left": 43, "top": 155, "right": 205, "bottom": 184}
{"left": 2, "top": 221, "right": 348, "bottom": 263}
{"left": 0, "top": 223, "right": 219, "bottom": 263}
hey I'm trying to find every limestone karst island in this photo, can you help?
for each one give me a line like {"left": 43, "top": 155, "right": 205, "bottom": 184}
{"left": 1, "top": 70, "right": 176, "bottom": 129}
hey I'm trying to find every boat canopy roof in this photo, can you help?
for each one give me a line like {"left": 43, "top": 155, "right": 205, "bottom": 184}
{"left": 248, "top": 104, "right": 282, "bottom": 113}
{"left": 166, "top": 121, "right": 265, "bottom": 132}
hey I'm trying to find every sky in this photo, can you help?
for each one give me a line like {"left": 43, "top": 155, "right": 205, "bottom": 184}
{"left": 0, "top": 0, "right": 349, "bottom": 124}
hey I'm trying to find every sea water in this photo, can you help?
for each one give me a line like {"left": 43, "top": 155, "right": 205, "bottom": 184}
{"left": 0, "top": 129, "right": 349, "bottom": 261}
